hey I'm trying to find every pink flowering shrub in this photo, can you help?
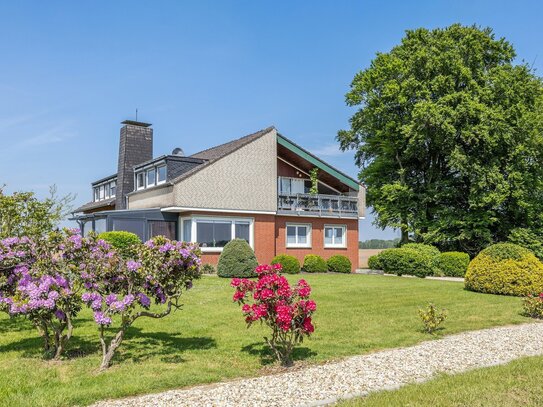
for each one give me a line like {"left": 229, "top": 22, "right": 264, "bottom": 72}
{"left": 0, "top": 229, "right": 107, "bottom": 359}
{"left": 80, "top": 235, "right": 201, "bottom": 369}
{"left": 231, "top": 264, "right": 316, "bottom": 366}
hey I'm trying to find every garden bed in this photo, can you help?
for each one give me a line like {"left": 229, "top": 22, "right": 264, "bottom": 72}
{"left": 0, "top": 274, "right": 530, "bottom": 406}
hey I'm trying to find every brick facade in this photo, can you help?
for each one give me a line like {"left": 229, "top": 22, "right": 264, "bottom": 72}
{"left": 197, "top": 212, "right": 359, "bottom": 271}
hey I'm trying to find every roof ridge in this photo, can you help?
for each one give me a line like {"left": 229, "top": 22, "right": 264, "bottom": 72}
{"left": 190, "top": 126, "right": 275, "bottom": 159}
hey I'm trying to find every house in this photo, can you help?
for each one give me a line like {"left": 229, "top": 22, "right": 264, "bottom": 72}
{"left": 73, "top": 120, "right": 366, "bottom": 270}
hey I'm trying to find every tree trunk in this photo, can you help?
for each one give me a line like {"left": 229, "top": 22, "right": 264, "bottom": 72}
{"left": 100, "top": 328, "right": 125, "bottom": 370}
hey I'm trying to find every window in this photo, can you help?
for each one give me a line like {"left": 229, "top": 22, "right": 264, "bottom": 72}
{"left": 324, "top": 225, "right": 346, "bottom": 248}
{"left": 182, "top": 219, "right": 192, "bottom": 242}
{"left": 94, "top": 188, "right": 100, "bottom": 202}
{"left": 110, "top": 181, "right": 116, "bottom": 197}
{"left": 112, "top": 218, "right": 145, "bottom": 241}
{"left": 286, "top": 223, "right": 311, "bottom": 248}
{"left": 279, "top": 177, "right": 307, "bottom": 195}
{"left": 197, "top": 220, "right": 231, "bottom": 248}
{"left": 94, "top": 218, "right": 107, "bottom": 234}
{"left": 181, "top": 216, "right": 254, "bottom": 251}
{"left": 157, "top": 165, "right": 167, "bottom": 184}
{"left": 148, "top": 221, "right": 176, "bottom": 240}
{"left": 137, "top": 172, "right": 145, "bottom": 189}
{"left": 147, "top": 168, "right": 156, "bottom": 187}
{"left": 99, "top": 185, "right": 105, "bottom": 200}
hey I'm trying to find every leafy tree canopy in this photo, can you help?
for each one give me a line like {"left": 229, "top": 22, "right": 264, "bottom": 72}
{"left": 0, "top": 185, "right": 74, "bottom": 239}
{"left": 338, "top": 24, "right": 543, "bottom": 255}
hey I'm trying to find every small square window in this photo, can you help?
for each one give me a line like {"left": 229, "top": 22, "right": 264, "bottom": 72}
{"left": 324, "top": 225, "right": 346, "bottom": 248}
{"left": 286, "top": 223, "right": 311, "bottom": 248}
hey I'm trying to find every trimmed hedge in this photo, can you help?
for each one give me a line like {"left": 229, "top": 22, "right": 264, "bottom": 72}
{"left": 465, "top": 243, "right": 543, "bottom": 296}
{"left": 271, "top": 254, "right": 301, "bottom": 274}
{"left": 378, "top": 247, "right": 434, "bottom": 278}
{"left": 98, "top": 231, "right": 141, "bottom": 258}
{"left": 327, "top": 255, "right": 352, "bottom": 273}
{"left": 402, "top": 243, "right": 440, "bottom": 258}
{"left": 217, "top": 239, "right": 258, "bottom": 278}
{"left": 302, "top": 254, "right": 327, "bottom": 273}
{"left": 367, "top": 254, "right": 382, "bottom": 270}
{"left": 437, "top": 251, "right": 470, "bottom": 277}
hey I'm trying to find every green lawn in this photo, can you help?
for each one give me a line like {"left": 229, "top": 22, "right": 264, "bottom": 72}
{"left": 339, "top": 355, "right": 543, "bottom": 406}
{"left": 0, "top": 274, "right": 531, "bottom": 406}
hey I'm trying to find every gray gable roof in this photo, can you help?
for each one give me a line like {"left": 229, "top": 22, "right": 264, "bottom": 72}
{"left": 168, "top": 126, "right": 276, "bottom": 184}
{"left": 191, "top": 126, "right": 275, "bottom": 161}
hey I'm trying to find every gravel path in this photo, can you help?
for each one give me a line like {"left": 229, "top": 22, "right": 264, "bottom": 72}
{"left": 93, "top": 322, "right": 543, "bottom": 407}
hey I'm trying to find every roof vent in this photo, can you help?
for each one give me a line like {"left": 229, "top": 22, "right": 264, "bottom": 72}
{"left": 172, "top": 147, "right": 185, "bottom": 156}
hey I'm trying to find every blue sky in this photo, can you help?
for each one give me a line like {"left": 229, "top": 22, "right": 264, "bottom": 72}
{"left": 0, "top": 1, "right": 541, "bottom": 240}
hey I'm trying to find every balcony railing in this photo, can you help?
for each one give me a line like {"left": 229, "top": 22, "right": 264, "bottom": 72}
{"left": 278, "top": 193, "right": 358, "bottom": 217}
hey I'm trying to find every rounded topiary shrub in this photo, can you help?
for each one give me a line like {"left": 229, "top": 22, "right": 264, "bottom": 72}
{"left": 217, "top": 239, "right": 258, "bottom": 278}
{"left": 378, "top": 247, "right": 434, "bottom": 278}
{"left": 367, "top": 254, "right": 382, "bottom": 270}
{"left": 271, "top": 254, "right": 301, "bottom": 274}
{"left": 302, "top": 254, "right": 327, "bottom": 273}
{"left": 437, "top": 251, "right": 470, "bottom": 277}
{"left": 98, "top": 231, "right": 141, "bottom": 258}
{"left": 465, "top": 243, "right": 543, "bottom": 296}
{"left": 327, "top": 255, "right": 352, "bottom": 273}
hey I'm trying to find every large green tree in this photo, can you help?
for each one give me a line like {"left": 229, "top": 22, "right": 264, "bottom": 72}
{"left": 338, "top": 24, "right": 543, "bottom": 255}
{"left": 0, "top": 185, "right": 74, "bottom": 239}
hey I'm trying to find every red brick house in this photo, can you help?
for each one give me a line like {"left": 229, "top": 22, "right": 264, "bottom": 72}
{"left": 73, "top": 121, "right": 365, "bottom": 270}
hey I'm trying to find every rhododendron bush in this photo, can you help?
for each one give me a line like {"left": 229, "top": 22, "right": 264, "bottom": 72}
{"left": 81, "top": 236, "right": 201, "bottom": 369}
{"left": 0, "top": 229, "right": 102, "bottom": 359}
{"left": 231, "top": 264, "right": 316, "bottom": 366}
{"left": 0, "top": 230, "right": 201, "bottom": 369}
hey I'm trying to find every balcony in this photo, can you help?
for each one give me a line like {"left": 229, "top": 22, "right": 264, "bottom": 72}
{"left": 277, "top": 193, "right": 359, "bottom": 218}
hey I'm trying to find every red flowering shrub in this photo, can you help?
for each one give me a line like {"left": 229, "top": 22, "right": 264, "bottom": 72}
{"left": 231, "top": 264, "right": 316, "bottom": 366}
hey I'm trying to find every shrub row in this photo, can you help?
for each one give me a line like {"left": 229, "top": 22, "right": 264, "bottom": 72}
{"left": 215, "top": 240, "right": 353, "bottom": 277}
{"left": 368, "top": 243, "right": 470, "bottom": 278}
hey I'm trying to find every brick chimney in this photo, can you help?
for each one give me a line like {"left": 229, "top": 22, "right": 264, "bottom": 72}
{"left": 115, "top": 120, "right": 153, "bottom": 209}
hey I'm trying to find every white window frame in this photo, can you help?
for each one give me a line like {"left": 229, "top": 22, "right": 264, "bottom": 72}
{"left": 136, "top": 172, "right": 145, "bottom": 190}
{"left": 157, "top": 165, "right": 167, "bottom": 185}
{"left": 179, "top": 215, "right": 254, "bottom": 253}
{"left": 286, "top": 223, "right": 312, "bottom": 248}
{"left": 324, "top": 224, "right": 347, "bottom": 248}
{"left": 109, "top": 180, "right": 116, "bottom": 197}
{"left": 147, "top": 168, "right": 156, "bottom": 187}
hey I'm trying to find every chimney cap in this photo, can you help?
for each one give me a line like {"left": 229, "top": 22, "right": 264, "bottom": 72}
{"left": 121, "top": 120, "right": 152, "bottom": 128}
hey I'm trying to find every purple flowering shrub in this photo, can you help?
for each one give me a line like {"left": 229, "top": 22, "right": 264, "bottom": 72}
{"left": 80, "top": 236, "right": 201, "bottom": 369}
{"left": 0, "top": 229, "right": 111, "bottom": 359}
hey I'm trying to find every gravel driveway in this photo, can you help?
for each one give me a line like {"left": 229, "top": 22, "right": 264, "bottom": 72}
{"left": 93, "top": 322, "right": 543, "bottom": 407}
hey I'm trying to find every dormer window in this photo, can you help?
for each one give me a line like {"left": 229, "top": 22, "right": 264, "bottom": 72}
{"left": 147, "top": 168, "right": 156, "bottom": 187}
{"left": 157, "top": 165, "right": 167, "bottom": 184}
{"left": 93, "top": 179, "right": 117, "bottom": 202}
{"left": 137, "top": 172, "right": 145, "bottom": 190}
{"left": 135, "top": 163, "right": 167, "bottom": 191}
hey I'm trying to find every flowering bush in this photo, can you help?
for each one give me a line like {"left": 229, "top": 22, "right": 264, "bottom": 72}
{"left": 231, "top": 264, "right": 316, "bottom": 366}
{"left": 522, "top": 293, "right": 543, "bottom": 319}
{"left": 81, "top": 236, "right": 201, "bottom": 369}
{"left": 0, "top": 229, "right": 108, "bottom": 358}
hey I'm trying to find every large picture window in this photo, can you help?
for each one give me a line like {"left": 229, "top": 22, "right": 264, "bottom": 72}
{"left": 324, "top": 225, "right": 346, "bottom": 248}
{"left": 286, "top": 223, "right": 311, "bottom": 248}
{"left": 181, "top": 216, "right": 254, "bottom": 251}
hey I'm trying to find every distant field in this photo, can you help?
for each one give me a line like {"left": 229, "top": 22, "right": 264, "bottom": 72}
{"left": 359, "top": 249, "right": 384, "bottom": 268}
